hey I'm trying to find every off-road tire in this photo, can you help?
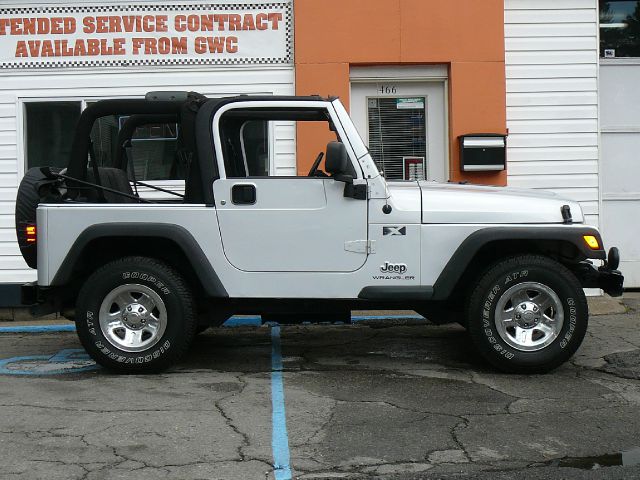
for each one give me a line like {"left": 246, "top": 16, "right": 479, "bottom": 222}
{"left": 75, "top": 256, "right": 197, "bottom": 373}
{"left": 467, "top": 255, "right": 588, "bottom": 374}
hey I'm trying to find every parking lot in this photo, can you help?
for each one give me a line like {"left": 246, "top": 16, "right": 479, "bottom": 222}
{"left": 1, "top": 296, "right": 640, "bottom": 480}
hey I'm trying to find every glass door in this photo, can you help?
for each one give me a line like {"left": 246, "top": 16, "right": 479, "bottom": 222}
{"left": 367, "top": 96, "right": 427, "bottom": 180}
{"left": 350, "top": 80, "right": 448, "bottom": 182}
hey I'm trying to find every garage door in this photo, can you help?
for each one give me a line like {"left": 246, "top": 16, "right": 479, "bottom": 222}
{"left": 600, "top": 63, "right": 640, "bottom": 287}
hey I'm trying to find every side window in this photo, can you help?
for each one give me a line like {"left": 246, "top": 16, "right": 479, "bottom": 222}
{"left": 90, "top": 114, "right": 119, "bottom": 169}
{"left": 219, "top": 108, "right": 343, "bottom": 178}
{"left": 124, "top": 118, "right": 183, "bottom": 181}
{"left": 240, "top": 120, "right": 269, "bottom": 176}
{"left": 25, "top": 102, "right": 81, "bottom": 169}
{"left": 220, "top": 116, "right": 270, "bottom": 177}
{"left": 90, "top": 114, "right": 183, "bottom": 181}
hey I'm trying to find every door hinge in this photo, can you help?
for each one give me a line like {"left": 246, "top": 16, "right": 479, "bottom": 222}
{"left": 344, "top": 240, "right": 376, "bottom": 254}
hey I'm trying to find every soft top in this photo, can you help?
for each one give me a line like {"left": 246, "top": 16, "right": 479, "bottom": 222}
{"left": 65, "top": 92, "right": 336, "bottom": 204}
{"left": 67, "top": 92, "right": 331, "bottom": 181}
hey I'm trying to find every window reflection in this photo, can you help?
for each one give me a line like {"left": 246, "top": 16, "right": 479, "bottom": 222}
{"left": 600, "top": 1, "right": 640, "bottom": 57}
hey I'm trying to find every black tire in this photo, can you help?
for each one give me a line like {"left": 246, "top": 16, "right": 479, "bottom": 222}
{"left": 75, "top": 256, "right": 197, "bottom": 373}
{"left": 467, "top": 255, "right": 588, "bottom": 374}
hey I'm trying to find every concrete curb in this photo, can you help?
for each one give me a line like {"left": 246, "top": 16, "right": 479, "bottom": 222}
{"left": 588, "top": 295, "right": 627, "bottom": 316}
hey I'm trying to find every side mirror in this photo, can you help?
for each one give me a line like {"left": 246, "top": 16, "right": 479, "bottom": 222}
{"left": 325, "top": 141, "right": 367, "bottom": 200}
{"left": 325, "top": 141, "right": 350, "bottom": 179}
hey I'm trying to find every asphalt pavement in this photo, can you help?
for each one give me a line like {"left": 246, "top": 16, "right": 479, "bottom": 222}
{"left": 0, "top": 295, "right": 639, "bottom": 480}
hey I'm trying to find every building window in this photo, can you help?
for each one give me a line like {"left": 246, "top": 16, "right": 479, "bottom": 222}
{"left": 600, "top": 1, "right": 640, "bottom": 58}
{"left": 25, "top": 102, "right": 81, "bottom": 169}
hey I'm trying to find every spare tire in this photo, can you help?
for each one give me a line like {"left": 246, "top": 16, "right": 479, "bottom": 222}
{"left": 15, "top": 167, "right": 53, "bottom": 269}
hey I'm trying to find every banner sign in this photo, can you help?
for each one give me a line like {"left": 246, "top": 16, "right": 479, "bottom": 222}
{"left": 0, "top": 2, "right": 292, "bottom": 69}
{"left": 396, "top": 98, "right": 425, "bottom": 110}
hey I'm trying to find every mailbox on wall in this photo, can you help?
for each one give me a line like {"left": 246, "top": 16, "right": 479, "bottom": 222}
{"left": 459, "top": 134, "right": 507, "bottom": 172}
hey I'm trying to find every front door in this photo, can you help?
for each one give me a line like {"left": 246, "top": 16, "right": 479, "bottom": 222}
{"left": 212, "top": 103, "right": 369, "bottom": 273}
{"left": 351, "top": 81, "right": 448, "bottom": 182}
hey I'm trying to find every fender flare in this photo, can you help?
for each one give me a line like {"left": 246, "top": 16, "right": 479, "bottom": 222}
{"left": 51, "top": 223, "right": 228, "bottom": 298}
{"left": 431, "top": 226, "right": 606, "bottom": 301}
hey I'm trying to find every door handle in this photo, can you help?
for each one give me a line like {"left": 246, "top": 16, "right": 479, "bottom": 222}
{"left": 231, "top": 184, "right": 256, "bottom": 205}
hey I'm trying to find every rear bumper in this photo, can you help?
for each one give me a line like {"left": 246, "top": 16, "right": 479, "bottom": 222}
{"left": 21, "top": 282, "right": 62, "bottom": 317}
{"left": 21, "top": 282, "right": 38, "bottom": 306}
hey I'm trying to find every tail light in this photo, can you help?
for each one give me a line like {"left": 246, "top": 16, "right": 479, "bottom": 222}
{"left": 17, "top": 221, "right": 38, "bottom": 268}
{"left": 25, "top": 224, "right": 36, "bottom": 243}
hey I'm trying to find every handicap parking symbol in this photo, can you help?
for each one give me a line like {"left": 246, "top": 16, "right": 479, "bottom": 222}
{"left": 0, "top": 349, "right": 99, "bottom": 375}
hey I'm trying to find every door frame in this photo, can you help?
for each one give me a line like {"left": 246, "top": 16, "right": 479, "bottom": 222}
{"left": 211, "top": 100, "right": 365, "bottom": 180}
{"left": 349, "top": 65, "right": 450, "bottom": 182}
{"left": 210, "top": 99, "right": 371, "bottom": 273}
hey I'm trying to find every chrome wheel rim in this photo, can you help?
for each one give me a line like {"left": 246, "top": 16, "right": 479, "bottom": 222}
{"left": 494, "top": 282, "right": 564, "bottom": 352}
{"left": 98, "top": 284, "right": 167, "bottom": 353}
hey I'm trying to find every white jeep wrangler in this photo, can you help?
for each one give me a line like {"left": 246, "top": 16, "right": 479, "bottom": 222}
{"left": 16, "top": 92, "right": 623, "bottom": 374}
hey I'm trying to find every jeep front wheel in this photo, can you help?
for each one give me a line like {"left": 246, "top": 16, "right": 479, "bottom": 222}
{"left": 467, "top": 255, "right": 588, "bottom": 374}
{"left": 75, "top": 257, "right": 197, "bottom": 373}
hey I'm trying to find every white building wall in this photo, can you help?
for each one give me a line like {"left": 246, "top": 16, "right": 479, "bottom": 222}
{"left": 0, "top": 66, "right": 295, "bottom": 282}
{"left": 504, "top": 0, "right": 600, "bottom": 227}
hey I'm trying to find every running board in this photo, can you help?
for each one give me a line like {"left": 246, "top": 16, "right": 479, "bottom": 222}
{"left": 358, "top": 286, "right": 434, "bottom": 301}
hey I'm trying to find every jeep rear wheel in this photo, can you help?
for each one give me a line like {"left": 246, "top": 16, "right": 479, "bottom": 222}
{"left": 467, "top": 255, "right": 588, "bottom": 374}
{"left": 75, "top": 257, "right": 197, "bottom": 373}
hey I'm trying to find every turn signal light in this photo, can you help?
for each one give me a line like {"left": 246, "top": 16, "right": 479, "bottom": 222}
{"left": 583, "top": 235, "right": 600, "bottom": 250}
{"left": 25, "top": 225, "right": 36, "bottom": 243}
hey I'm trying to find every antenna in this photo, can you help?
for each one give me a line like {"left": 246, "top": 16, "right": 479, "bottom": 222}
{"left": 376, "top": 85, "right": 392, "bottom": 214}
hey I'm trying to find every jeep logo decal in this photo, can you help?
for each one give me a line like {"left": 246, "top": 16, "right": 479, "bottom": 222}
{"left": 380, "top": 262, "right": 407, "bottom": 274}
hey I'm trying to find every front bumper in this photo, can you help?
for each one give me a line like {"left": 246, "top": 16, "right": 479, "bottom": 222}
{"left": 577, "top": 262, "right": 624, "bottom": 297}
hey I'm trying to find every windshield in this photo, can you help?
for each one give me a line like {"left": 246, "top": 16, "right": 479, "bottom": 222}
{"left": 331, "top": 99, "right": 369, "bottom": 159}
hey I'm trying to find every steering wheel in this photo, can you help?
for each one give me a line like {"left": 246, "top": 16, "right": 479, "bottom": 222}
{"left": 307, "top": 152, "right": 324, "bottom": 177}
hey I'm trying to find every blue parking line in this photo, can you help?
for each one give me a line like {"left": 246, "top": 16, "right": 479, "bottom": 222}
{"left": 223, "top": 316, "right": 262, "bottom": 327}
{"left": 0, "top": 349, "right": 99, "bottom": 376}
{"left": 353, "top": 314, "right": 425, "bottom": 322}
{"left": 0, "top": 324, "right": 76, "bottom": 333}
{"left": 270, "top": 325, "right": 292, "bottom": 480}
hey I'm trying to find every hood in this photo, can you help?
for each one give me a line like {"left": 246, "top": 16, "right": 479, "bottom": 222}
{"left": 414, "top": 181, "right": 584, "bottom": 224}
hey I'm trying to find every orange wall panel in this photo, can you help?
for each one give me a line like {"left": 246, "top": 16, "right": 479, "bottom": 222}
{"left": 294, "top": 0, "right": 401, "bottom": 64}
{"left": 294, "top": 0, "right": 507, "bottom": 185}
{"left": 448, "top": 61, "right": 507, "bottom": 184}
{"left": 295, "top": 63, "right": 351, "bottom": 101}
{"left": 296, "top": 63, "right": 351, "bottom": 174}
{"left": 400, "top": 0, "right": 505, "bottom": 63}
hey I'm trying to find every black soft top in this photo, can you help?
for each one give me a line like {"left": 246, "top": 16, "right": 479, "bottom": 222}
{"left": 66, "top": 93, "right": 332, "bottom": 204}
